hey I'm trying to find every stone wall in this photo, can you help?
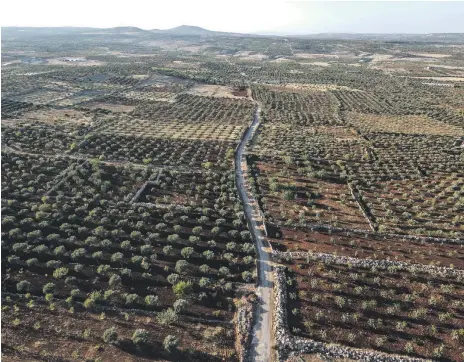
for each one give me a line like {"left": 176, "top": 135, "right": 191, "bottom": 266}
{"left": 271, "top": 250, "right": 463, "bottom": 279}
{"left": 272, "top": 268, "right": 432, "bottom": 362}
{"left": 234, "top": 294, "right": 258, "bottom": 362}
{"left": 268, "top": 222, "right": 463, "bottom": 245}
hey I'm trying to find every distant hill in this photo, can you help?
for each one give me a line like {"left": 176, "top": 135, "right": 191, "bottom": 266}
{"left": 161, "top": 25, "right": 214, "bottom": 36}
{"left": 109, "top": 26, "right": 147, "bottom": 34}
{"left": 2, "top": 26, "right": 462, "bottom": 43}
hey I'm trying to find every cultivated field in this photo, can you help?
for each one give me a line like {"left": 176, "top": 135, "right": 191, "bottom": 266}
{"left": 2, "top": 27, "right": 464, "bottom": 362}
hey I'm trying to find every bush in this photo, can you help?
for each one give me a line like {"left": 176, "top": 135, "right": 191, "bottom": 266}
{"left": 218, "top": 266, "right": 231, "bottom": 277}
{"left": 163, "top": 245, "right": 174, "bottom": 255}
{"left": 108, "top": 274, "right": 122, "bottom": 288}
{"left": 102, "top": 327, "right": 118, "bottom": 344}
{"left": 240, "top": 231, "right": 251, "bottom": 241}
{"left": 65, "top": 276, "right": 77, "bottom": 286}
{"left": 173, "top": 281, "right": 193, "bottom": 297}
{"left": 199, "top": 277, "right": 211, "bottom": 287}
{"left": 43, "top": 282, "right": 56, "bottom": 294}
{"left": 111, "top": 252, "right": 123, "bottom": 263}
{"left": 156, "top": 308, "right": 178, "bottom": 326}
{"left": 145, "top": 295, "right": 159, "bottom": 307}
{"left": 140, "top": 245, "right": 152, "bottom": 255}
{"left": 173, "top": 299, "right": 189, "bottom": 313}
{"left": 164, "top": 334, "right": 179, "bottom": 353}
{"left": 192, "top": 226, "right": 202, "bottom": 235}
{"left": 26, "top": 258, "right": 39, "bottom": 267}
{"left": 17, "top": 280, "right": 32, "bottom": 293}
{"left": 167, "top": 273, "right": 180, "bottom": 285}
{"left": 242, "top": 271, "right": 253, "bottom": 282}
{"left": 46, "top": 260, "right": 62, "bottom": 268}
{"left": 202, "top": 250, "right": 214, "bottom": 260}
{"left": 125, "top": 293, "right": 140, "bottom": 305}
{"left": 71, "top": 248, "right": 86, "bottom": 260}
{"left": 84, "top": 298, "right": 95, "bottom": 310}
{"left": 132, "top": 329, "right": 149, "bottom": 346}
{"left": 175, "top": 260, "right": 189, "bottom": 274}
{"left": 180, "top": 247, "right": 194, "bottom": 259}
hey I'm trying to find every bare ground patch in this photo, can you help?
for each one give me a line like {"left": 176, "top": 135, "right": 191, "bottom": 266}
{"left": 86, "top": 103, "right": 135, "bottom": 113}
{"left": 185, "top": 84, "right": 249, "bottom": 99}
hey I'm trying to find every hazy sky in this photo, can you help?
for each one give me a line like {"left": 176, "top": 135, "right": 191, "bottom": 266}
{"left": 2, "top": 1, "right": 463, "bottom": 34}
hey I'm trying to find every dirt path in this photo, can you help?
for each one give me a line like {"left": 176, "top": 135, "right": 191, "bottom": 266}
{"left": 235, "top": 105, "right": 274, "bottom": 362}
{"left": 285, "top": 38, "right": 294, "bottom": 56}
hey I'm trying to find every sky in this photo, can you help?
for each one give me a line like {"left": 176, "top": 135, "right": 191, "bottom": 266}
{"left": 1, "top": 1, "right": 464, "bottom": 34}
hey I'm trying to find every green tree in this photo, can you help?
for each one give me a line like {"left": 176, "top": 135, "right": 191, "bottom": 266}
{"left": 173, "top": 299, "right": 189, "bottom": 313}
{"left": 132, "top": 329, "right": 149, "bottom": 346}
{"left": 102, "top": 327, "right": 118, "bottom": 344}
{"left": 17, "top": 280, "right": 32, "bottom": 293}
{"left": 181, "top": 247, "right": 195, "bottom": 259}
{"left": 53, "top": 267, "right": 69, "bottom": 279}
{"left": 156, "top": 308, "right": 178, "bottom": 326}
{"left": 164, "top": 335, "right": 179, "bottom": 353}
{"left": 43, "top": 282, "right": 56, "bottom": 294}
{"left": 173, "top": 281, "right": 193, "bottom": 298}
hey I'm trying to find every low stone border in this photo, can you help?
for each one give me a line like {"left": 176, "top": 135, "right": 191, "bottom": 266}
{"left": 234, "top": 294, "right": 258, "bottom": 362}
{"left": 271, "top": 250, "right": 464, "bottom": 279}
{"left": 272, "top": 268, "right": 431, "bottom": 362}
{"left": 269, "top": 221, "right": 463, "bottom": 245}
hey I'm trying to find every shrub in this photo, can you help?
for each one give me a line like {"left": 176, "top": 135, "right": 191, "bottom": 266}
{"left": 26, "top": 258, "right": 39, "bottom": 267}
{"left": 192, "top": 226, "right": 202, "bottom": 235}
{"left": 167, "top": 273, "right": 180, "bottom": 285}
{"left": 167, "top": 234, "right": 180, "bottom": 243}
{"left": 140, "top": 245, "right": 152, "bottom": 255}
{"left": 173, "top": 299, "right": 189, "bottom": 313}
{"left": 175, "top": 260, "right": 189, "bottom": 274}
{"left": 242, "top": 271, "right": 253, "bottom": 282}
{"left": 70, "top": 289, "right": 81, "bottom": 297}
{"left": 132, "top": 329, "right": 149, "bottom": 346}
{"left": 71, "top": 248, "right": 86, "bottom": 260}
{"left": 240, "top": 231, "right": 251, "bottom": 241}
{"left": 84, "top": 298, "right": 95, "bottom": 310}
{"left": 164, "top": 335, "right": 179, "bottom": 353}
{"left": 111, "top": 252, "right": 123, "bottom": 263}
{"left": 109, "top": 274, "right": 122, "bottom": 288}
{"left": 181, "top": 247, "right": 195, "bottom": 259}
{"left": 43, "top": 282, "right": 56, "bottom": 294}
{"left": 156, "top": 308, "right": 178, "bottom": 326}
{"left": 173, "top": 281, "right": 193, "bottom": 297}
{"left": 17, "top": 280, "right": 32, "bottom": 293}
{"left": 121, "top": 240, "right": 131, "bottom": 250}
{"left": 145, "top": 295, "right": 159, "bottom": 307}
{"left": 199, "top": 277, "right": 211, "bottom": 287}
{"left": 53, "top": 245, "right": 66, "bottom": 255}
{"left": 199, "top": 264, "right": 211, "bottom": 274}
{"left": 65, "top": 276, "right": 77, "bottom": 286}
{"left": 46, "top": 260, "right": 62, "bottom": 268}
{"left": 125, "top": 293, "right": 140, "bottom": 305}
{"left": 102, "top": 327, "right": 118, "bottom": 344}
{"left": 163, "top": 245, "right": 174, "bottom": 255}
{"left": 188, "top": 235, "right": 200, "bottom": 244}
{"left": 202, "top": 250, "right": 214, "bottom": 260}
{"left": 218, "top": 266, "right": 231, "bottom": 276}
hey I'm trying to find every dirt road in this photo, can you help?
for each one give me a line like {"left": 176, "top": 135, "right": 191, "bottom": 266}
{"left": 235, "top": 105, "right": 274, "bottom": 362}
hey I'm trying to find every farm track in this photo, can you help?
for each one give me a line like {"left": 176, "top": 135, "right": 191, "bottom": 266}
{"left": 235, "top": 104, "right": 274, "bottom": 362}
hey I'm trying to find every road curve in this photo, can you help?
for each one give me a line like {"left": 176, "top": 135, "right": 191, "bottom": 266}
{"left": 235, "top": 105, "right": 274, "bottom": 362}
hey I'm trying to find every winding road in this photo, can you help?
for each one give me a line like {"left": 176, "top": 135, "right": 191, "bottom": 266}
{"left": 235, "top": 105, "right": 274, "bottom": 362}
